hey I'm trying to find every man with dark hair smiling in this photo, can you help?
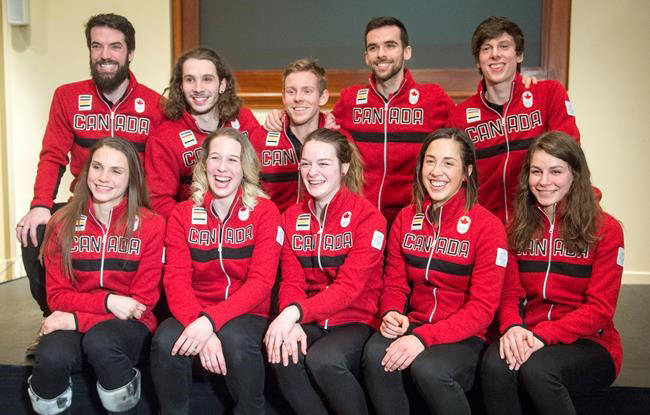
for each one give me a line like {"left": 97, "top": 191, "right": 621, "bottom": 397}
{"left": 331, "top": 16, "right": 454, "bottom": 224}
{"left": 15, "top": 13, "right": 164, "bottom": 356}
{"left": 449, "top": 16, "right": 580, "bottom": 223}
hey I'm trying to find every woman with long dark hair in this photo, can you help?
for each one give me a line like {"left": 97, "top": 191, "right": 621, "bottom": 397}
{"left": 150, "top": 128, "right": 282, "bottom": 415}
{"left": 482, "top": 131, "right": 624, "bottom": 415}
{"left": 264, "top": 128, "right": 386, "bottom": 415}
{"left": 362, "top": 128, "right": 508, "bottom": 415}
{"left": 28, "top": 137, "right": 165, "bottom": 415}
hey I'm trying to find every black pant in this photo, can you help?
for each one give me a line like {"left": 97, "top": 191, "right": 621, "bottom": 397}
{"left": 21, "top": 202, "right": 66, "bottom": 317}
{"left": 150, "top": 315, "right": 267, "bottom": 415}
{"left": 273, "top": 323, "right": 374, "bottom": 415}
{"left": 30, "top": 319, "right": 149, "bottom": 398}
{"left": 481, "top": 338, "right": 616, "bottom": 415}
{"left": 363, "top": 331, "right": 484, "bottom": 415}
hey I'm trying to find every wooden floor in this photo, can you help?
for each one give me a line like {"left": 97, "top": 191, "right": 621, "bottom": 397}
{"left": 1, "top": 277, "right": 649, "bottom": 387}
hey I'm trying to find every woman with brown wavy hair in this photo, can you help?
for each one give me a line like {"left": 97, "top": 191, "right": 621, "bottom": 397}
{"left": 28, "top": 137, "right": 165, "bottom": 415}
{"left": 482, "top": 131, "right": 624, "bottom": 415}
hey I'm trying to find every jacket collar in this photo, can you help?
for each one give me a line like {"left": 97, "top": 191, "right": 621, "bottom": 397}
{"left": 283, "top": 112, "right": 327, "bottom": 135}
{"left": 369, "top": 68, "right": 414, "bottom": 100}
{"left": 478, "top": 72, "right": 523, "bottom": 104}
{"left": 202, "top": 187, "right": 243, "bottom": 222}
{"left": 85, "top": 196, "right": 128, "bottom": 229}
{"left": 423, "top": 189, "right": 468, "bottom": 226}
{"left": 304, "top": 185, "right": 353, "bottom": 219}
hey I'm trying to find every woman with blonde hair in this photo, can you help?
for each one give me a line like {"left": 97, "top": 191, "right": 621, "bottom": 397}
{"left": 151, "top": 128, "right": 282, "bottom": 415}
{"left": 482, "top": 131, "right": 624, "bottom": 415}
{"left": 265, "top": 128, "right": 386, "bottom": 415}
{"left": 28, "top": 137, "right": 165, "bottom": 415}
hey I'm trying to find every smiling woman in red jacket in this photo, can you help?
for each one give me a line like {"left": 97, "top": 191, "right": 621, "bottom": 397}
{"left": 264, "top": 128, "right": 386, "bottom": 415}
{"left": 362, "top": 128, "right": 508, "bottom": 415}
{"left": 481, "top": 132, "right": 624, "bottom": 415}
{"left": 150, "top": 128, "right": 282, "bottom": 415}
{"left": 27, "top": 137, "right": 164, "bottom": 415}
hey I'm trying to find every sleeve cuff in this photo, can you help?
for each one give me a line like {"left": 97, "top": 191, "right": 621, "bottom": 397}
{"left": 502, "top": 323, "right": 527, "bottom": 335}
{"left": 533, "top": 332, "right": 548, "bottom": 346}
{"left": 72, "top": 312, "right": 79, "bottom": 331}
{"left": 411, "top": 332, "right": 427, "bottom": 348}
{"left": 287, "top": 302, "right": 304, "bottom": 323}
{"left": 104, "top": 293, "right": 111, "bottom": 313}
{"left": 199, "top": 312, "right": 217, "bottom": 333}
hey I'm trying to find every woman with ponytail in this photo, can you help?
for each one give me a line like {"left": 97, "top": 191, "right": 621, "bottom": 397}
{"left": 28, "top": 137, "right": 164, "bottom": 415}
{"left": 264, "top": 128, "right": 386, "bottom": 415}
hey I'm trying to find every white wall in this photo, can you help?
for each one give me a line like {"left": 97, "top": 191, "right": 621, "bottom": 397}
{"left": 569, "top": 0, "right": 650, "bottom": 283}
{"left": 1, "top": 0, "right": 171, "bottom": 280}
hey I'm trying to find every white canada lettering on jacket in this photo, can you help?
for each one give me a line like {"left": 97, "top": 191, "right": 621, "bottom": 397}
{"left": 72, "top": 235, "right": 141, "bottom": 255}
{"left": 73, "top": 114, "right": 151, "bottom": 135}
{"left": 352, "top": 107, "right": 424, "bottom": 125}
{"left": 403, "top": 233, "right": 470, "bottom": 258}
{"left": 292, "top": 232, "right": 353, "bottom": 251}
{"left": 262, "top": 148, "right": 297, "bottom": 167}
{"left": 519, "top": 238, "right": 589, "bottom": 258}
{"left": 465, "top": 110, "right": 542, "bottom": 143}
{"left": 188, "top": 225, "right": 254, "bottom": 246}
{"left": 182, "top": 148, "right": 202, "bottom": 168}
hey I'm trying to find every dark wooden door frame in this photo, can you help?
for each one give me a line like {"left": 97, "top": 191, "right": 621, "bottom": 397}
{"left": 171, "top": 0, "right": 571, "bottom": 107}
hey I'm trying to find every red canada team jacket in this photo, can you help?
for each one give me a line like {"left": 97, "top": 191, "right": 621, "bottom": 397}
{"left": 279, "top": 187, "right": 386, "bottom": 329}
{"left": 332, "top": 69, "right": 454, "bottom": 224}
{"left": 497, "top": 206, "right": 624, "bottom": 374}
{"left": 164, "top": 190, "right": 282, "bottom": 332}
{"left": 44, "top": 199, "right": 165, "bottom": 333}
{"left": 448, "top": 74, "right": 580, "bottom": 223}
{"left": 32, "top": 72, "right": 164, "bottom": 210}
{"left": 145, "top": 108, "right": 260, "bottom": 218}
{"left": 249, "top": 113, "right": 326, "bottom": 213}
{"left": 381, "top": 191, "right": 508, "bottom": 347}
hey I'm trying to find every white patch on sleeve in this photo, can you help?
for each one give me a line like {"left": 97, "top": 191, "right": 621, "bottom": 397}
{"left": 371, "top": 230, "right": 385, "bottom": 250}
{"left": 565, "top": 100, "right": 576, "bottom": 116}
{"left": 276, "top": 226, "right": 285, "bottom": 246}
{"left": 496, "top": 248, "right": 508, "bottom": 268}
{"left": 616, "top": 247, "right": 625, "bottom": 267}
{"left": 162, "top": 247, "right": 166, "bottom": 264}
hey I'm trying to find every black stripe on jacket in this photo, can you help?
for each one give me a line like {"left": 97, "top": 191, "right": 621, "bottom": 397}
{"left": 404, "top": 254, "right": 473, "bottom": 276}
{"left": 189, "top": 245, "right": 255, "bottom": 262}
{"left": 72, "top": 258, "right": 139, "bottom": 272}
{"left": 518, "top": 260, "right": 592, "bottom": 278}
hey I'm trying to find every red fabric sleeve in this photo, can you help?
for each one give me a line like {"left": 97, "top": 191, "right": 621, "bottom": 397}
{"left": 204, "top": 203, "right": 282, "bottom": 331}
{"left": 413, "top": 220, "right": 507, "bottom": 346}
{"left": 495, "top": 251, "right": 527, "bottom": 334}
{"left": 146, "top": 131, "right": 182, "bottom": 218}
{"left": 379, "top": 212, "right": 410, "bottom": 315}
{"left": 127, "top": 213, "right": 165, "bottom": 328}
{"left": 546, "top": 81, "right": 581, "bottom": 142}
{"left": 533, "top": 218, "right": 624, "bottom": 345}
{"left": 297, "top": 210, "right": 386, "bottom": 324}
{"left": 31, "top": 88, "right": 73, "bottom": 209}
{"left": 163, "top": 205, "right": 205, "bottom": 326}
{"left": 278, "top": 213, "right": 309, "bottom": 310}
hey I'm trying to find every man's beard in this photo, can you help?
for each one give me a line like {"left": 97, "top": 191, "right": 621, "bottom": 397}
{"left": 373, "top": 59, "right": 404, "bottom": 83}
{"left": 90, "top": 58, "right": 130, "bottom": 93}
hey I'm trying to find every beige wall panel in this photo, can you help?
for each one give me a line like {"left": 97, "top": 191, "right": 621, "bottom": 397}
{"left": 569, "top": 0, "right": 650, "bottom": 283}
{"left": 2, "top": 0, "right": 171, "bottom": 279}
